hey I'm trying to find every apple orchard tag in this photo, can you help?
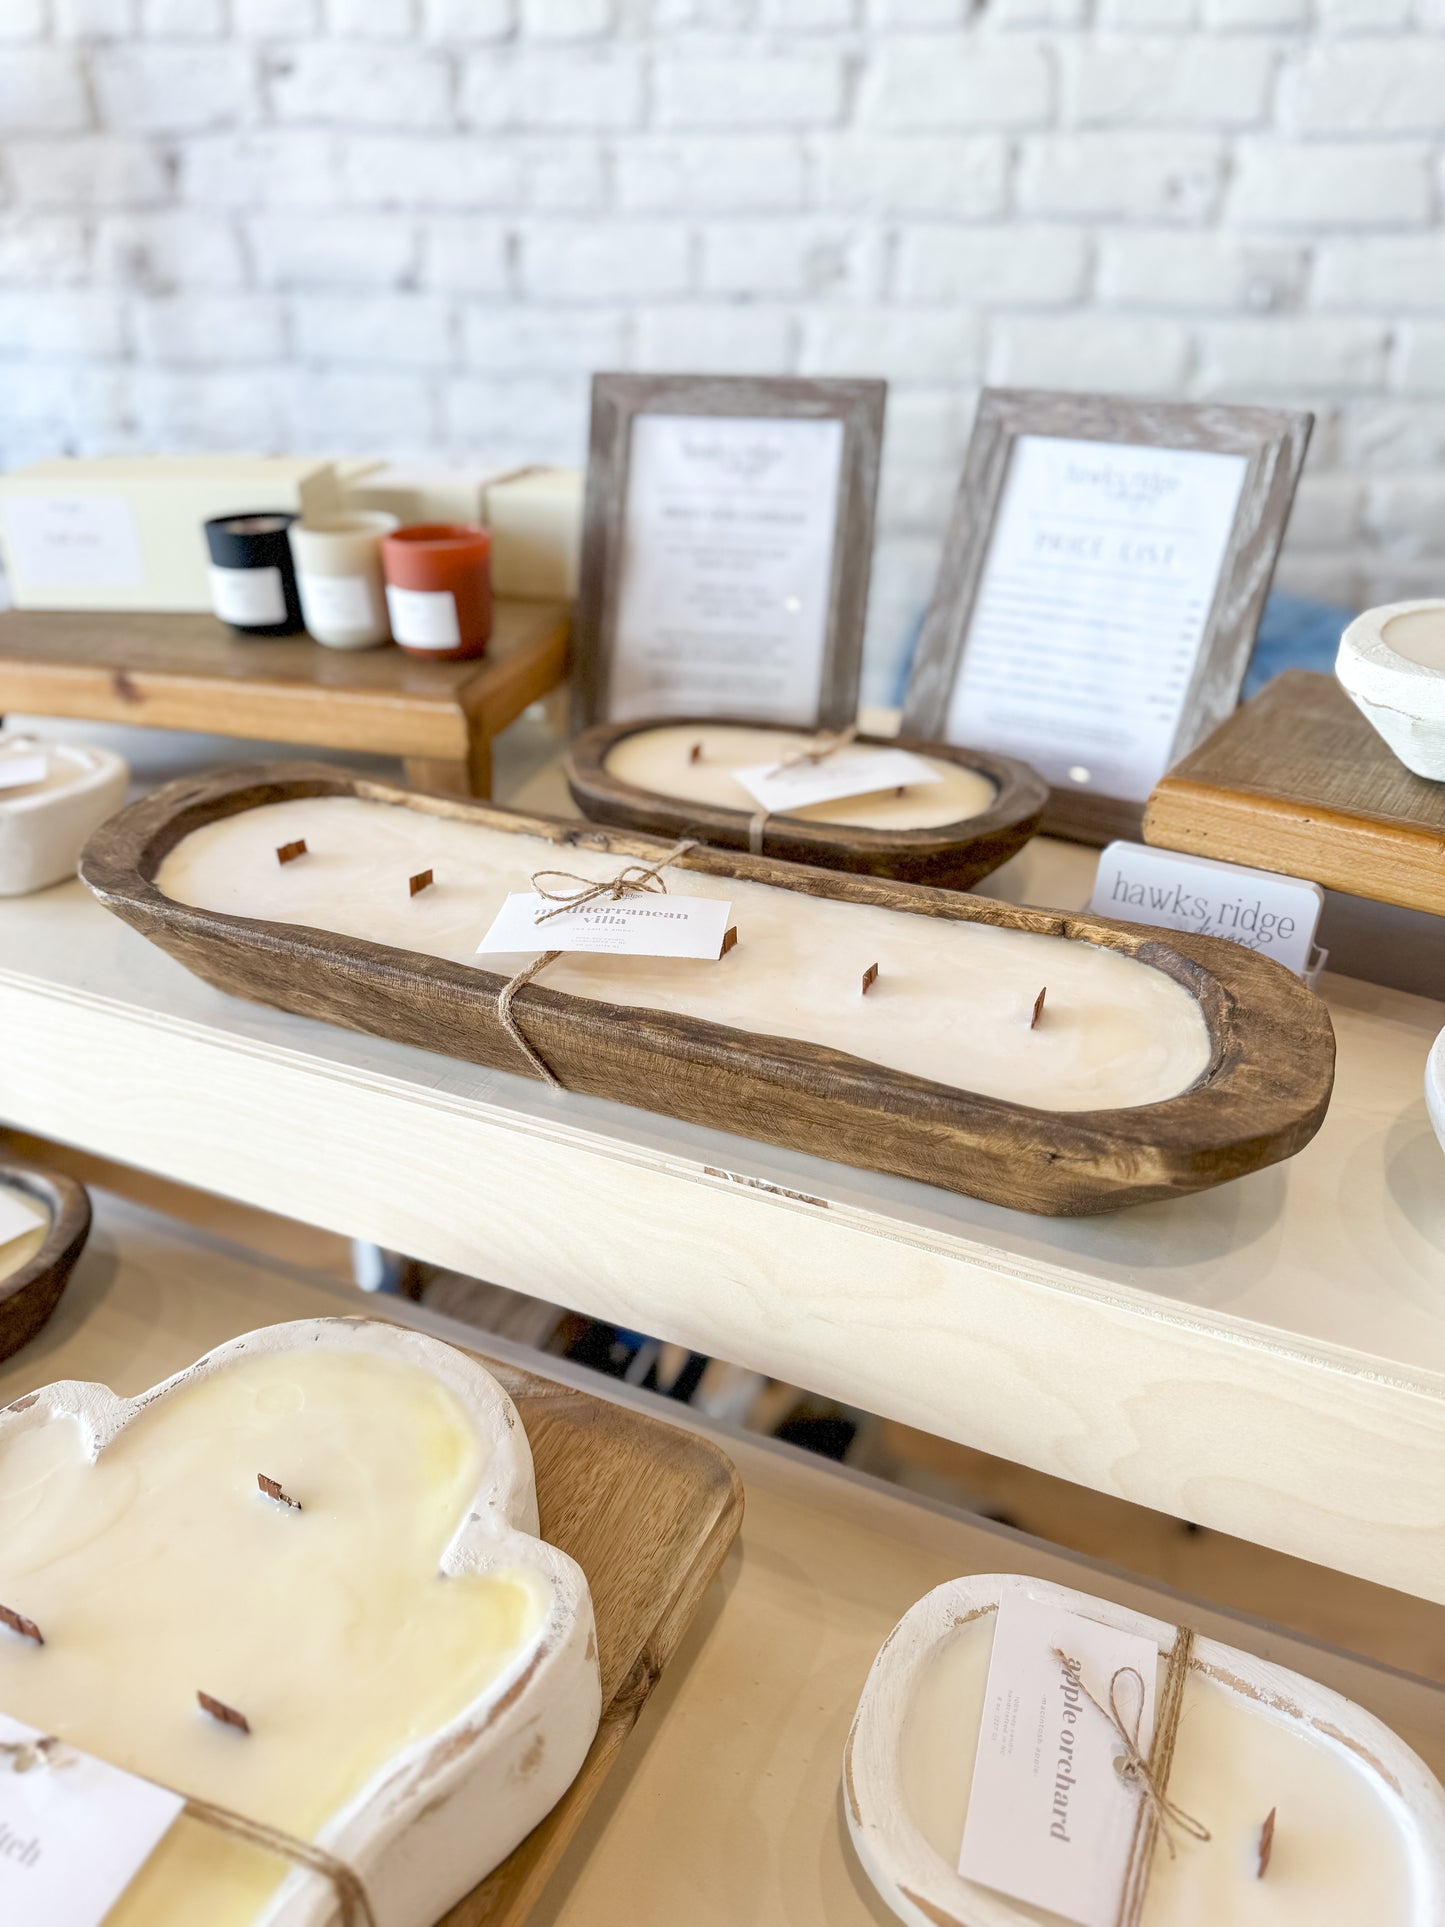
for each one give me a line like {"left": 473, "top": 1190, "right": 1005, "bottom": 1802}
{"left": 0, "top": 1713, "right": 184, "bottom": 1927}
{"left": 957, "top": 1594, "right": 1159, "bottom": 1927}
{"left": 476, "top": 891, "right": 734, "bottom": 961}
{"left": 731, "top": 745, "right": 942, "bottom": 815}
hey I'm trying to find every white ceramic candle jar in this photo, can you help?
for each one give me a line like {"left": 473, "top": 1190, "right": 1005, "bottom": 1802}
{"left": 0, "top": 738, "right": 128, "bottom": 896}
{"left": 288, "top": 511, "right": 399, "bottom": 650}
{"left": 1336, "top": 601, "right": 1445, "bottom": 780}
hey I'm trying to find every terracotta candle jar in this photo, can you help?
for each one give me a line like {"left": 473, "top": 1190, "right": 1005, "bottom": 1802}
{"left": 289, "top": 510, "right": 399, "bottom": 650}
{"left": 203, "top": 512, "right": 304, "bottom": 636}
{"left": 381, "top": 523, "right": 492, "bottom": 662}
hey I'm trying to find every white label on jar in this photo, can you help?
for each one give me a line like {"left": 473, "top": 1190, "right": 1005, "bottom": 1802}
{"left": 299, "top": 571, "right": 379, "bottom": 636}
{"left": 208, "top": 563, "right": 287, "bottom": 627}
{"left": 385, "top": 584, "right": 461, "bottom": 649}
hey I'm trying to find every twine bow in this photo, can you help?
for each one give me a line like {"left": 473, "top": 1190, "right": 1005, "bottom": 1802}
{"left": 748, "top": 724, "right": 859, "bottom": 855}
{"left": 1, "top": 1738, "right": 377, "bottom": 1927}
{"left": 495, "top": 839, "right": 697, "bottom": 1088}
{"left": 1051, "top": 1628, "right": 1210, "bottom": 1927}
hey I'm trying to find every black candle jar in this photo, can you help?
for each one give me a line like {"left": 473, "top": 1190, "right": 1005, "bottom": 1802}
{"left": 204, "top": 512, "right": 305, "bottom": 636}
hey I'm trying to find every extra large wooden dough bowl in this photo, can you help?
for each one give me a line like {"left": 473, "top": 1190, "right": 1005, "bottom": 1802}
{"left": 79, "top": 763, "right": 1336, "bottom": 1217}
{"left": 565, "top": 717, "right": 1049, "bottom": 889}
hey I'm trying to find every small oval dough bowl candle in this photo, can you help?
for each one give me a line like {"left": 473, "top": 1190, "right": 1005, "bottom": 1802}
{"left": 844, "top": 1574, "right": 1445, "bottom": 1927}
{"left": 0, "top": 1153, "right": 90, "bottom": 1365}
{"left": 1336, "top": 601, "right": 1445, "bottom": 781}
{"left": 79, "top": 763, "right": 1335, "bottom": 1216}
{"left": 565, "top": 717, "right": 1049, "bottom": 889}
{"left": 0, "top": 1317, "right": 601, "bottom": 1927}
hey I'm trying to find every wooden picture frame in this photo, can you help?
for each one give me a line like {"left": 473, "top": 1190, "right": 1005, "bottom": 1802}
{"left": 902, "top": 388, "right": 1312, "bottom": 844}
{"left": 571, "top": 373, "right": 886, "bottom": 736}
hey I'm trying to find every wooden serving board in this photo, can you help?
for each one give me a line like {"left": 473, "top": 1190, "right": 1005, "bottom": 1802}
{"left": 565, "top": 718, "right": 1048, "bottom": 890}
{"left": 0, "top": 1153, "right": 90, "bottom": 1364}
{"left": 78, "top": 762, "right": 1336, "bottom": 1217}
{"left": 1144, "top": 670, "right": 1445, "bottom": 915}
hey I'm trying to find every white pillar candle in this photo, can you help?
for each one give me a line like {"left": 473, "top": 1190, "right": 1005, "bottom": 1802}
{"left": 156, "top": 795, "right": 1212, "bottom": 1112}
{"left": 287, "top": 511, "right": 398, "bottom": 650}
{"left": 602, "top": 723, "right": 997, "bottom": 831}
{"left": 0, "top": 1343, "right": 558, "bottom": 1927}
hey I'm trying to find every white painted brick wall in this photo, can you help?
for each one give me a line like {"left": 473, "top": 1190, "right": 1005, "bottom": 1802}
{"left": 3, "top": 6, "right": 1445, "bottom": 698}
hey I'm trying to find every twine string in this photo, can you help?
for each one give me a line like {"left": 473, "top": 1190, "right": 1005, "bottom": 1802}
{"left": 0, "top": 1740, "right": 377, "bottom": 1927}
{"left": 494, "top": 839, "right": 698, "bottom": 1086}
{"left": 748, "top": 724, "right": 859, "bottom": 856}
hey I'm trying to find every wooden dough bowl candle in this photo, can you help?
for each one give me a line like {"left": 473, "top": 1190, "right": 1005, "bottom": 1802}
{"left": 0, "top": 1154, "right": 90, "bottom": 1364}
{"left": 80, "top": 763, "right": 1335, "bottom": 1217}
{"left": 844, "top": 1574, "right": 1445, "bottom": 1927}
{"left": 0, "top": 1316, "right": 601, "bottom": 1926}
{"left": 565, "top": 718, "right": 1049, "bottom": 890}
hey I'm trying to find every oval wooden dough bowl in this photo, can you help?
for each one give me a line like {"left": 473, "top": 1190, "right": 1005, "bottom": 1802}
{"left": 565, "top": 717, "right": 1049, "bottom": 890}
{"left": 844, "top": 1574, "right": 1445, "bottom": 1927}
{"left": 78, "top": 763, "right": 1336, "bottom": 1218}
{"left": 0, "top": 1152, "right": 91, "bottom": 1364}
{"left": 0, "top": 1316, "right": 601, "bottom": 1927}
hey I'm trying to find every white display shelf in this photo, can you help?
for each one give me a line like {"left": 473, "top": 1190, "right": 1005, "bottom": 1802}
{"left": 0, "top": 844, "right": 1441, "bottom": 1602}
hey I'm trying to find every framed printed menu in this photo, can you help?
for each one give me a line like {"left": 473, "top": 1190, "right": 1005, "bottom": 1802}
{"left": 571, "top": 373, "right": 886, "bottom": 734}
{"left": 902, "top": 389, "right": 1312, "bottom": 843}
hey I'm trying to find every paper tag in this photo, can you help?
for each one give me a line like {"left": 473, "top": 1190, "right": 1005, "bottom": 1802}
{"left": 0, "top": 754, "right": 47, "bottom": 794}
{"left": 1090, "top": 841, "right": 1323, "bottom": 978}
{"left": 0, "top": 1714, "right": 183, "bottom": 1927}
{"left": 958, "top": 1594, "right": 1159, "bottom": 1927}
{"left": 2, "top": 495, "right": 146, "bottom": 590}
{"left": 731, "top": 746, "right": 943, "bottom": 815}
{"left": 298, "top": 571, "right": 379, "bottom": 634}
{"left": 208, "top": 563, "right": 286, "bottom": 628}
{"left": 0, "top": 1186, "right": 47, "bottom": 1248}
{"left": 385, "top": 584, "right": 460, "bottom": 648}
{"left": 476, "top": 891, "right": 733, "bottom": 959}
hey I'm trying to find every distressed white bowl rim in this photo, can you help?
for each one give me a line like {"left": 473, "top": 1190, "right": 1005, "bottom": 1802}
{"left": 1337, "top": 601, "right": 1445, "bottom": 721}
{"left": 843, "top": 1572, "right": 1445, "bottom": 1927}
{"left": 0, "top": 1315, "right": 601, "bottom": 1927}
{"left": 0, "top": 739, "right": 128, "bottom": 812}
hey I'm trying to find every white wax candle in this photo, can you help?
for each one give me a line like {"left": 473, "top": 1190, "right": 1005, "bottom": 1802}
{"left": 603, "top": 724, "right": 997, "bottom": 831}
{"left": 288, "top": 512, "right": 398, "bottom": 650}
{"left": 156, "top": 796, "right": 1213, "bottom": 1112}
{"left": 0, "top": 1347, "right": 549, "bottom": 1926}
{"left": 900, "top": 1614, "right": 1414, "bottom": 1925}
{"left": 1382, "top": 607, "right": 1445, "bottom": 674}
{"left": 0, "top": 742, "right": 84, "bottom": 802}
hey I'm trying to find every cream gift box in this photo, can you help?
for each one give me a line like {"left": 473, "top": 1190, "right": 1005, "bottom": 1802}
{"left": 484, "top": 467, "right": 582, "bottom": 600}
{"left": 844, "top": 1573, "right": 1445, "bottom": 1927}
{"left": 340, "top": 463, "right": 501, "bottom": 529}
{"left": 0, "top": 737, "right": 128, "bottom": 895}
{"left": 0, "top": 1316, "right": 601, "bottom": 1926}
{"left": 0, "top": 457, "right": 344, "bottom": 613}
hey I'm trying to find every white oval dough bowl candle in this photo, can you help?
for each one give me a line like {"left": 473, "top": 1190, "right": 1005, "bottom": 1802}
{"left": 0, "top": 1319, "right": 601, "bottom": 1927}
{"left": 602, "top": 723, "right": 999, "bottom": 830}
{"left": 155, "top": 796, "right": 1213, "bottom": 1113}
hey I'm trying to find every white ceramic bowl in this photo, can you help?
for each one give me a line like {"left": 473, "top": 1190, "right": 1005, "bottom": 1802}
{"left": 1336, "top": 601, "right": 1445, "bottom": 780}
{"left": 0, "top": 738, "right": 129, "bottom": 895}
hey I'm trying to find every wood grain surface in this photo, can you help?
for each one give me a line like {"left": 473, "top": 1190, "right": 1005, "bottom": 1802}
{"left": 0, "top": 1152, "right": 90, "bottom": 1364}
{"left": 79, "top": 761, "right": 1335, "bottom": 1217}
{"left": 902, "top": 388, "right": 1312, "bottom": 845}
{"left": 564, "top": 717, "right": 1049, "bottom": 889}
{"left": 1144, "top": 670, "right": 1445, "bottom": 915}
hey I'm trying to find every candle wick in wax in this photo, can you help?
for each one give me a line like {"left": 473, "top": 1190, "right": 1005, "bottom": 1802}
{"left": 198, "top": 1691, "right": 251, "bottom": 1735}
{"left": 1030, "top": 986, "right": 1047, "bottom": 1029}
{"left": 258, "top": 1473, "right": 302, "bottom": 1510}
{"left": 861, "top": 962, "right": 879, "bottom": 997}
{"left": 720, "top": 925, "right": 738, "bottom": 957}
{"left": 408, "top": 868, "right": 434, "bottom": 898}
{"left": 276, "top": 839, "right": 307, "bottom": 866}
{"left": 1257, "top": 1807, "right": 1276, "bottom": 1879}
{"left": 0, "top": 1603, "right": 43, "bottom": 1646}
{"left": 688, "top": 742, "right": 704, "bottom": 764}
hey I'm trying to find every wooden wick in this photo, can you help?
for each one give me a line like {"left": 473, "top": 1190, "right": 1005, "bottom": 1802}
{"left": 408, "top": 869, "right": 433, "bottom": 897}
{"left": 0, "top": 1602, "right": 43, "bottom": 1646}
{"left": 1257, "top": 1807, "right": 1276, "bottom": 1878}
{"left": 895, "top": 785, "right": 906, "bottom": 798}
{"left": 276, "top": 839, "right": 307, "bottom": 866}
{"left": 720, "top": 926, "right": 738, "bottom": 958}
{"left": 258, "top": 1473, "right": 301, "bottom": 1511}
{"left": 198, "top": 1691, "right": 251, "bottom": 1735}
{"left": 688, "top": 742, "right": 704, "bottom": 764}
{"left": 1030, "top": 986, "right": 1047, "bottom": 1029}
{"left": 861, "top": 962, "right": 879, "bottom": 996}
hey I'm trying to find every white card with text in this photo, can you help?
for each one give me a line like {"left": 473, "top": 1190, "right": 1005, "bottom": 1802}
{"left": 477, "top": 891, "right": 733, "bottom": 960}
{"left": 0, "top": 754, "right": 48, "bottom": 794}
{"left": 0, "top": 1714, "right": 183, "bottom": 1927}
{"left": 731, "top": 746, "right": 943, "bottom": 815}
{"left": 0, "top": 1186, "right": 48, "bottom": 1250}
{"left": 3, "top": 496, "right": 146, "bottom": 591}
{"left": 1090, "top": 841, "right": 1323, "bottom": 977}
{"left": 957, "top": 1594, "right": 1159, "bottom": 1927}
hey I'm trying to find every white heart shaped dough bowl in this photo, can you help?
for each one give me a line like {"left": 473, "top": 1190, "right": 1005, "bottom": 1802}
{"left": 844, "top": 1574, "right": 1445, "bottom": 1927}
{"left": 0, "top": 1317, "right": 602, "bottom": 1926}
